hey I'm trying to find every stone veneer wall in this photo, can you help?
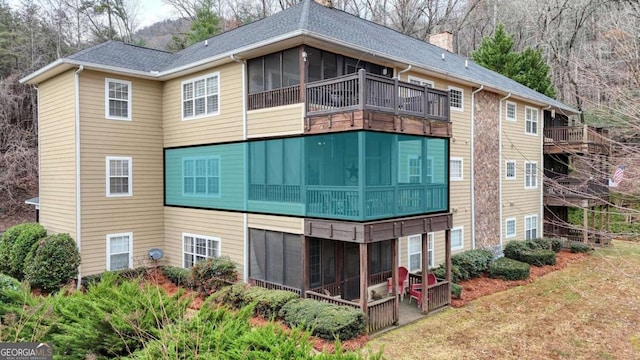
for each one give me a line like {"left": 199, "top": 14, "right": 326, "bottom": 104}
{"left": 473, "top": 91, "right": 500, "bottom": 249}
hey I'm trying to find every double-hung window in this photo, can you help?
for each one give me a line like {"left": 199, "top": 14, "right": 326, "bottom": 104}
{"left": 408, "top": 155, "right": 422, "bottom": 183}
{"left": 448, "top": 86, "right": 463, "bottom": 111}
{"left": 183, "top": 156, "right": 220, "bottom": 197}
{"left": 105, "top": 78, "right": 131, "bottom": 120}
{"left": 506, "top": 101, "right": 516, "bottom": 121}
{"left": 525, "top": 106, "right": 539, "bottom": 135}
{"left": 525, "top": 215, "right": 538, "bottom": 240}
{"left": 182, "top": 72, "right": 220, "bottom": 120}
{"left": 450, "top": 157, "right": 463, "bottom": 181}
{"left": 505, "top": 218, "right": 516, "bottom": 238}
{"left": 506, "top": 160, "right": 516, "bottom": 180}
{"left": 106, "top": 156, "right": 132, "bottom": 197}
{"left": 451, "top": 227, "right": 464, "bottom": 251}
{"left": 408, "top": 233, "right": 434, "bottom": 272}
{"left": 107, "top": 232, "right": 132, "bottom": 270}
{"left": 183, "top": 233, "right": 221, "bottom": 268}
{"left": 525, "top": 161, "right": 538, "bottom": 189}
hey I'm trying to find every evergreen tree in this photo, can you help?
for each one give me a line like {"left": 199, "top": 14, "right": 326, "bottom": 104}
{"left": 186, "top": 0, "right": 220, "bottom": 46}
{"left": 472, "top": 23, "right": 556, "bottom": 98}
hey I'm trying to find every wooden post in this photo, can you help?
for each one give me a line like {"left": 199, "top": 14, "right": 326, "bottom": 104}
{"left": 299, "top": 46, "right": 306, "bottom": 103}
{"left": 606, "top": 204, "right": 611, "bottom": 243}
{"left": 358, "top": 69, "right": 366, "bottom": 111}
{"left": 599, "top": 204, "right": 604, "bottom": 244}
{"left": 583, "top": 207, "right": 588, "bottom": 243}
{"left": 591, "top": 206, "right": 596, "bottom": 243}
{"left": 301, "top": 235, "right": 309, "bottom": 298}
{"left": 359, "top": 243, "right": 369, "bottom": 316}
{"left": 420, "top": 232, "right": 429, "bottom": 313}
{"left": 445, "top": 229, "right": 452, "bottom": 306}
{"left": 391, "top": 238, "right": 399, "bottom": 324}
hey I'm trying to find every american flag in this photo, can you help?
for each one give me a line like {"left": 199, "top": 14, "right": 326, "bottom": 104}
{"left": 613, "top": 165, "right": 625, "bottom": 185}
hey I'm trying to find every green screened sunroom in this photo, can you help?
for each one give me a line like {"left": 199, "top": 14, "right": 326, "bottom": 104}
{"left": 165, "top": 131, "right": 449, "bottom": 221}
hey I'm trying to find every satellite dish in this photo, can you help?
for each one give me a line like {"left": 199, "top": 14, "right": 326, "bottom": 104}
{"left": 148, "top": 248, "right": 164, "bottom": 261}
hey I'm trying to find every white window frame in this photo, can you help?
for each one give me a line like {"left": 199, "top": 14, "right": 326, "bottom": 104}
{"left": 524, "top": 215, "right": 538, "bottom": 240}
{"left": 181, "top": 72, "right": 220, "bottom": 121}
{"left": 106, "top": 232, "right": 133, "bottom": 271}
{"left": 524, "top": 161, "right": 538, "bottom": 189}
{"left": 407, "top": 154, "right": 422, "bottom": 183}
{"left": 505, "top": 160, "right": 516, "bottom": 180}
{"left": 450, "top": 157, "right": 463, "bottom": 181}
{"left": 182, "top": 155, "right": 221, "bottom": 197}
{"left": 451, "top": 226, "right": 464, "bottom": 251}
{"left": 106, "top": 156, "right": 132, "bottom": 197}
{"left": 448, "top": 86, "right": 464, "bottom": 112}
{"left": 407, "top": 233, "right": 435, "bottom": 272}
{"left": 506, "top": 101, "right": 517, "bottom": 121}
{"left": 407, "top": 75, "right": 435, "bottom": 88}
{"left": 426, "top": 155, "right": 434, "bottom": 184}
{"left": 505, "top": 218, "right": 516, "bottom": 239}
{"left": 183, "top": 232, "right": 221, "bottom": 268}
{"left": 105, "top": 78, "right": 132, "bottom": 121}
{"left": 525, "top": 106, "right": 539, "bottom": 135}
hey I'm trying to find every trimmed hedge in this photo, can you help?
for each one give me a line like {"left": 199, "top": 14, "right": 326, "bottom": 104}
{"left": 451, "top": 283, "right": 462, "bottom": 299}
{"left": 451, "top": 249, "right": 493, "bottom": 281}
{"left": 212, "top": 283, "right": 299, "bottom": 319}
{"left": 570, "top": 242, "right": 592, "bottom": 253}
{"left": 433, "top": 264, "right": 464, "bottom": 284}
{"left": 279, "top": 298, "right": 366, "bottom": 341}
{"left": 547, "top": 238, "right": 564, "bottom": 253}
{"left": 191, "top": 256, "right": 238, "bottom": 295}
{"left": 161, "top": 266, "right": 193, "bottom": 289}
{"left": 488, "top": 257, "right": 530, "bottom": 280}
{"left": 8, "top": 223, "right": 47, "bottom": 280}
{"left": 0, "top": 223, "right": 45, "bottom": 276}
{"left": 24, "top": 233, "right": 81, "bottom": 293}
{"left": 504, "top": 240, "right": 557, "bottom": 267}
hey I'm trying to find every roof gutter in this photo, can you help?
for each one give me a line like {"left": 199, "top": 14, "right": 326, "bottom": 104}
{"left": 470, "top": 84, "right": 484, "bottom": 250}
{"left": 499, "top": 92, "right": 512, "bottom": 251}
{"left": 74, "top": 65, "right": 84, "bottom": 288}
{"left": 396, "top": 64, "right": 411, "bottom": 78}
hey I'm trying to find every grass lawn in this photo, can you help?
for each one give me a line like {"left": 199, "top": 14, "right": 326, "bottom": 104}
{"left": 369, "top": 240, "right": 640, "bottom": 360}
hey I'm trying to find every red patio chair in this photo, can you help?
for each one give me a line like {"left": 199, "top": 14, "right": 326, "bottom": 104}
{"left": 386, "top": 266, "right": 409, "bottom": 301}
{"left": 408, "top": 273, "right": 438, "bottom": 308}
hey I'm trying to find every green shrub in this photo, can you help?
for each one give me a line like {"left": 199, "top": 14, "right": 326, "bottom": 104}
{"left": 570, "top": 242, "right": 591, "bottom": 253}
{"left": 488, "top": 257, "right": 530, "bottom": 280}
{"left": 451, "top": 249, "right": 493, "bottom": 281}
{"left": 528, "top": 238, "right": 551, "bottom": 250}
{"left": 0, "top": 273, "right": 24, "bottom": 315}
{"left": 279, "top": 299, "right": 366, "bottom": 341}
{"left": 451, "top": 283, "right": 463, "bottom": 299}
{"left": 519, "top": 249, "right": 556, "bottom": 267}
{"left": 80, "top": 267, "right": 148, "bottom": 288}
{"left": 504, "top": 240, "right": 531, "bottom": 260}
{"left": 23, "top": 233, "right": 81, "bottom": 293}
{"left": 432, "top": 264, "right": 464, "bottom": 283}
{"left": 212, "top": 283, "right": 299, "bottom": 319}
{"left": 48, "top": 273, "right": 189, "bottom": 359}
{"left": 504, "top": 240, "right": 556, "bottom": 266}
{"left": 548, "top": 238, "right": 564, "bottom": 253}
{"left": 161, "top": 266, "right": 193, "bottom": 288}
{"left": 0, "top": 223, "right": 34, "bottom": 275}
{"left": 191, "top": 256, "right": 238, "bottom": 295}
{"left": 7, "top": 223, "right": 46, "bottom": 280}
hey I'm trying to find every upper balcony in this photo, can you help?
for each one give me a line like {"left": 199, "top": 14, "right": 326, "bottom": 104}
{"left": 543, "top": 176, "right": 609, "bottom": 207}
{"left": 543, "top": 125, "right": 610, "bottom": 155}
{"left": 247, "top": 68, "right": 451, "bottom": 138}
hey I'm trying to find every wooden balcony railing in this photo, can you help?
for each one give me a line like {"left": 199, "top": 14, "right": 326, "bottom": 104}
{"left": 248, "top": 278, "right": 302, "bottom": 296}
{"left": 407, "top": 272, "right": 450, "bottom": 313}
{"left": 543, "top": 125, "right": 609, "bottom": 147}
{"left": 248, "top": 85, "right": 301, "bottom": 111}
{"left": 544, "top": 177, "right": 608, "bottom": 199}
{"left": 306, "top": 70, "right": 449, "bottom": 121}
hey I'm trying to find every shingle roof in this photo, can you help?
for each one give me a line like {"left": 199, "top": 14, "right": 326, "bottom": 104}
{"left": 42, "top": 0, "right": 577, "bottom": 113}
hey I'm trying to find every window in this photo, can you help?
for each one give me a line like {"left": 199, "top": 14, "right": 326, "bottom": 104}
{"left": 408, "top": 155, "right": 421, "bottom": 183}
{"left": 525, "top": 106, "right": 539, "bottom": 135}
{"left": 450, "top": 157, "right": 463, "bottom": 181}
{"left": 506, "top": 160, "right": 516, "bottom": 180}
{"left": 505, "top": 218, "right": 516, "bottom": 238}
{"left": 506, "top": 101, "right": 516, "bottom": 121}
{"left": 105, "top": 78, "right": 131, "bottom": 120}
{"left": 107, "top": 233, "right": 132, "bottom": 270}
{"left": 106, "top": 156, "right": 132, "bottom": 196}
{"left": 408, "top": 75, "right": 434, "bottom": 88}
{"left": 451, "top": 227, "right": 464, "bottom": 251}
{"left": 183, "top": 233, "right": 221, "bottom": 268}
{"left": 408, "top": 233, "right": 434, "bottom": 272}
{"left": 426, "top": 156, "right": 434, "bottom": 184}
{"left": 249, "top": 229, "right": 302, "bottom": 289}
{"left": 525, "top": 215, "right": 538, "bottom": 240}
{"left": 182, "top": 72, "right": 220, "bottom": 120}
{"left": 525, "top": 161, "right": 538, "bottom": 189}
{"left": 448, "top": 86, "right": 463, "bottom": 111}
{"left": 183, "top": 156, "right": 220, "bottom": 197}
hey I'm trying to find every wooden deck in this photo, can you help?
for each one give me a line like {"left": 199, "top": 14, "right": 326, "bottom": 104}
{"left": 543, "top": 177, "right": 609, "bottom": 207}
{"left": 544, "top": 126, "right": 610, "bottom": 155}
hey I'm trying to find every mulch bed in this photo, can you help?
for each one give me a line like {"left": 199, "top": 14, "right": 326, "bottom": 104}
{"left": 451, "top": 250, "right": 589, "bottom": 308}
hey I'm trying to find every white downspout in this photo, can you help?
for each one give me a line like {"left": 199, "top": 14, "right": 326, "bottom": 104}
{"left": 542, "top": 106, "right": 551, "bottom": 237}
{"left": 231, "top": 54, "right": 249, "bottom": 281}
{"left": 75, "top": 65, "right": 84, "bottom": 288}
{"left": 499, "top": 93, "right": 512, "bottom": 251}
{"left": 396, "top": 64, "right": 412, "bottom": 79}
{"left": 470, "top": 85, "right": 484, "bottom": 250}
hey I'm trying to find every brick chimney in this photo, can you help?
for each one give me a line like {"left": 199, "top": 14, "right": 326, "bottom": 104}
{"left": 314, "top": 0, "right": 333, "bottom": 7}
{"left": 429, "top": 32, "right": 454, "bottom": 53}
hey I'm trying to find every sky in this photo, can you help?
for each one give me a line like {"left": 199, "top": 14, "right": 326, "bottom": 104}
{"left": 137, "top": 0, "right": 177, "bottom": 28}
